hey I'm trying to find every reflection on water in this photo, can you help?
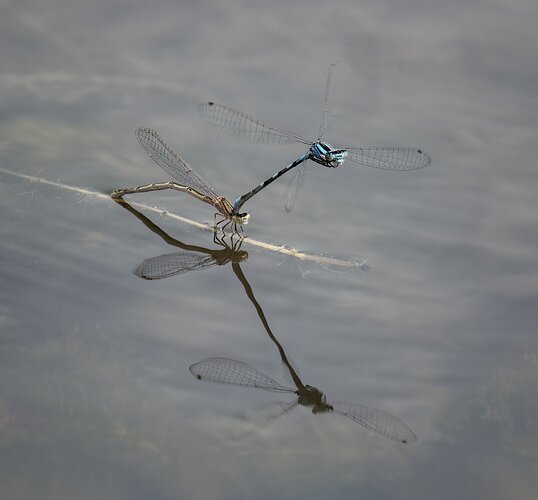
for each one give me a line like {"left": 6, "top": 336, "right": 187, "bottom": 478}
{"left": 119, "top": 200, "right": 416, "bottom": 443}
{"left": 110, "top": 191, "right": 368, "bottom": 272}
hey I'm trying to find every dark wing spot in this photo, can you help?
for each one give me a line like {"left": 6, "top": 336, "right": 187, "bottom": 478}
{"left": 208, "top": 102, "right": 214, "bottom": 106}
{"left": 418, "top": 149, "right": 423, "bottom": 154}
{"left": 196, "top": 375, "right": 202, "bottom": 380}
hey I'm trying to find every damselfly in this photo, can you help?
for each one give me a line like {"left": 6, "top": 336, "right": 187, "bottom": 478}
{"left": 190, "top": 358, "right": 417, "bottom": 443}
{"left": 112, "top": 127, "right": 250, "bottom": 232}
{"left": 199, "top": 63, "right": 431, "bottom": 212}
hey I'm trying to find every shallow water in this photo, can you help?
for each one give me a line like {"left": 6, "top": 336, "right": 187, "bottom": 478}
{"left": 1, "top": 1, "right": 538, "bottom": 499}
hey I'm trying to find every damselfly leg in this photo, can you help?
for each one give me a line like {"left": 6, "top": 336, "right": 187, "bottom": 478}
{"left": 113, "top": 127, "right": 249, "bottom": 236}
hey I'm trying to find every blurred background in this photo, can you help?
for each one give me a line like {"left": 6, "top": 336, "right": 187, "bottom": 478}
{"left": 1, "top": 0, "right": 537, "bottom": 499}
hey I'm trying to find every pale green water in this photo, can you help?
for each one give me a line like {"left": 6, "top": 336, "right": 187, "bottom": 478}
{"left": 1, "top": 1, "right": 538, "bottom": 499}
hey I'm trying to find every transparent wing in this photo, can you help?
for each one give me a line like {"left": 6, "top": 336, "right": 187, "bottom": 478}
{"left": 246, "top": 400, "right": 298, "bottom": 426}
{"left": 198, "top": 102, "right": 311, "bottom": 145}
{"left": 332, "top": 402, "right": 417, "bottom": 443}
{"left": 136, "top": 127, "right": 219, "bottom": 199}
{"left": 283, "top": 162, "right": 308, "bottom": 213}
{"left": 335, "top": 146, "right": 431, "bottom": 171}
{"left": 318, "top": 62, "right": 339, "bottom": 141}
{"left": 133, "top": 252, "right": 217, "bottom": 280}
{"left": 190, "top": 358, "right": 295, "bottom": 393}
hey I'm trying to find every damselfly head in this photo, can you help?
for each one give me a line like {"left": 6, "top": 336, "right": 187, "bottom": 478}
{"left": 234, "top": 249, "right": 249, "bottom": 262}
{"left": 233, "top": 212, "right": 250, "bottom": 225}
{"left": 298, "top": 384, "right": 330, "bottom": 412}
{"left": 312, "top": 401, "right": 334, "bottom": 414}
{"left": 330, "top": 149, "right": 348, "bottom": 166}
{"left": 311, "top": 142, "right": 348, "bottom": 168}
{"left": 312, "top": 141, "right": 332, "bottom": 155}
{"left": 215, "top": 244, "right": 249, "bottom": 264}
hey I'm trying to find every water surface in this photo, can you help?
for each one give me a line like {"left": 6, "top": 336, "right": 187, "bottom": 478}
{"left": 1, "top": 1, "right": 537, "bottom": 499}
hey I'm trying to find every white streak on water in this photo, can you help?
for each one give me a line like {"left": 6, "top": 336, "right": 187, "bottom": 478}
{"left": 0, "top": 167, "right": 368, "bottom": 272}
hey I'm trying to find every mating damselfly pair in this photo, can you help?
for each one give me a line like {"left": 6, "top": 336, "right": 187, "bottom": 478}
{"left": 112, "top": 64, "right": 430, "bottom": 232}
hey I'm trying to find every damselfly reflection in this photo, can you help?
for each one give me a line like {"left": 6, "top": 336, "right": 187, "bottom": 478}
{"left": 199, "top": 63, "right": 431, "bottom": 213}
{"left": 134, "top": 233, "right": 247, "bottom": 280}
{"left": 112, "top": 127, "right": 249, "bottom": 233}
{"left": 114, "top": 199, "right": 249, "bottom": 279}
{"left": 115, "top": 202, "right": 416, "bottom": 442}
{"left": 115, "top": 198, "right": 366, "bottom": 275}
{"left": 190, "top": 358, "right": 416, "bottom": 443}
{"left": 191, "top": 251, "right": 415, "bottom": 443}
